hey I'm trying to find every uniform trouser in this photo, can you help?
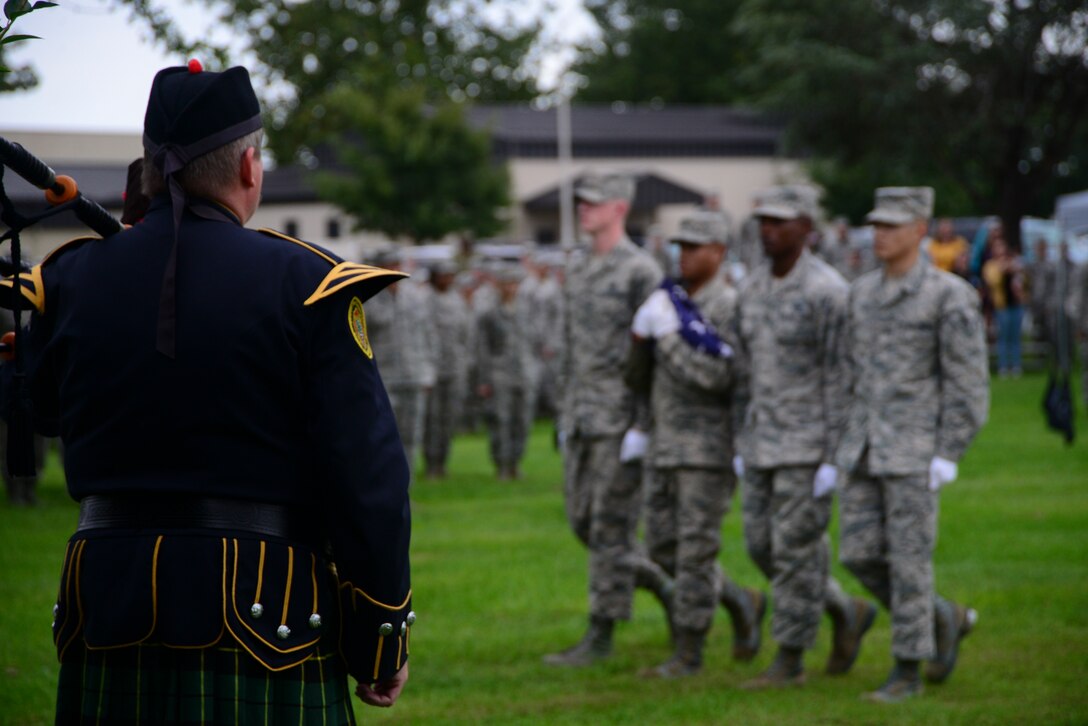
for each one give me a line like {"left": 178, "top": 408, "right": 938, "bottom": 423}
{"left": 644, "top": 466, "right": 734, "bottom": 632}
{"left": 485, "top": 384, "right": 530, "bottom": 469}
{"left": 839, "top": 467, "right": 938, "bottom": 660}
{"left": 423, "top": 377, "right": 461, "bottom": 470}
{"left": 387, "top": 385, "right": 426, "bottom": 478}
{"left": 563, "top": 433, "right": 666, "bottom": 621}
{"left": 742, "top": 465, "right": 831, "bottom": 650}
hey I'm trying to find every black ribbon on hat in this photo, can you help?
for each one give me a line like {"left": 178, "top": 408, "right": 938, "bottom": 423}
{"left": 143, "top": 115, "right": 262, "bottom": 358}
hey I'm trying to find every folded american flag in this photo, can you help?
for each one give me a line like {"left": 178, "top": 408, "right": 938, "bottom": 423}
{"left": 661, "top": 278, "right": 733, "bottom": 358}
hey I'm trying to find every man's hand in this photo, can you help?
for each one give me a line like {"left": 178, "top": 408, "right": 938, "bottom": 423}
{"left": 813, "top": 463, "right": 838, "bottom": 498}
{"left": 357, "top": 663, "right": 409, "bottom": 708}
{"left": 619, "top": 427, "right": 649, "bottom": 463}
{"left": 928, "top": 456, "right": 958, "bottom": 492}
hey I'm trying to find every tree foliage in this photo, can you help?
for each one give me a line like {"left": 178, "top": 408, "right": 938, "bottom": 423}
{"left": 736, "top": 0, "right": 1088, "bottom": 242}
{"left": 0, "top": 0, "right": 57, "bottom": 92}
{"left": 310, "top": 85, "right": 509, "bottom": 242}
{"left": 570, "top": 0, "right": 751, "bottom": 104}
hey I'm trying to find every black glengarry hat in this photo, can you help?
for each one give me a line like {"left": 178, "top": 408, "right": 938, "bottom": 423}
{"left": 143, "top": 61, "right": 263, "bottom": 358}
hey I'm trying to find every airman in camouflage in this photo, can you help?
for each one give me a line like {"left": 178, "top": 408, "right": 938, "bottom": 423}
{"left": 543, "top": 170, "right": 673, "bottom": 667}
{"left": 530, "top": 250, "right": 566, "bottom": 419}
{"left": 836, "top": 187, "right": 989, "bottom": 703}
{"left": 365, "top": 248, "right": 437, "bottom": 481}
{"left": 476, "top": 265, "right": 536, "bottom": 480}
{"left": 631, "top": 210, "right": 766, "bottom": 678}
{"left": 423, "top": 259, "right": 472, "bottom": 479}
{"left": 733, "top": 185, "right": 877, "bottom": 689}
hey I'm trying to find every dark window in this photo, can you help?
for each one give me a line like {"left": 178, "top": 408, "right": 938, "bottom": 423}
{"left": 284, "top": 219, "right": 299, "bottom": 237}
{"left": 327, "top": 218, "right": 341, "bottom": 239}
{"left": 536, "top": 227, "right": 556, "bottom": 244}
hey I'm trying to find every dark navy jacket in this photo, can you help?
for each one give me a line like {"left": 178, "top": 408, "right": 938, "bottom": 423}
{"left": 2, "top": 196, "right": 412, "bottom": 681}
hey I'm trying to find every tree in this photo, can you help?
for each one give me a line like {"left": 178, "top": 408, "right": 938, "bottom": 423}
{"left": 734, "top": 0, "right": 1088, "bottom": 245}
{"left": 570, "top": 0, "right": 751, "bottom": 104}
{"left": 310, "top": 85, "right": 510, "bottom": 242}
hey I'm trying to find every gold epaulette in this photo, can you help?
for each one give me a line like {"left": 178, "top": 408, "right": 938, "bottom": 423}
{"left": 0, "top": 264, "right": 45, "bottom": 314}
{"left": 0, "top": 235, "right": 98, "bottom": 315}
{"left": 304, "top": 262, "right": 408, "bottom": 306}
{"left": 257, "top": 228, "right": 409, "bottom": 306}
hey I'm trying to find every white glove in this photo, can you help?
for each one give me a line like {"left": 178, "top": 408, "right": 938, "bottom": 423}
{"left": 813, "top": 463, "right": 838, "bottom": 498}
{"left": 928, "top": 456, "right": 957, "bottom": 492}
{"left": 632, "top": 290, "right": 680, "bottom": 340}
{"left": 619, "top": 428, "right": 649, "bottom": 463}
{"left": 732, "top": 455, "right": 745, "bottom": 478}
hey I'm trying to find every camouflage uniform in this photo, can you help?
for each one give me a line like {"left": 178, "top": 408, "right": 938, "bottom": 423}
{"left": 1074, "top": 262, "right": 1088, "bottom": 406}
{"left": 644, "top": 276, "right": 744, "bottom": 633}
{"left": 423, "top": 282, "right": 471, "bottom": 474}
{"left": 561, "top": 237, "right": 664, "bottom": 622}
{"left": 476, "top": 284, "right": 535, "bottom": 474}
{"left": 735, "top": 214, "right": 765, "bottom": 279}
{"left": 734, "top": 247, "right": 853, "bottom": 651}
{"left": 366, "top": 280, "right": 437, "bottom": 478}
{"left": 836, "top": 189, "right": 989, "bottom": 662}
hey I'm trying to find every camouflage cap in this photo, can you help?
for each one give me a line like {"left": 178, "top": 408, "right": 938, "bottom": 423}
{"left": 672, "top": 209, "right": 733, "bottom": 245}
{"left": 575, "top": 170, "right": 636, "bottom": 204}
{"left": 368, "top": 245, "right": 402, "bottom": 267}
{"left": 493, "top": 264, "right": 525, "bottom": 284}
{"left": 866, "top": 187, "right": 935, "bottom": 225}
{"left": 753, "top": 184, "right": 821, "bottom": 221}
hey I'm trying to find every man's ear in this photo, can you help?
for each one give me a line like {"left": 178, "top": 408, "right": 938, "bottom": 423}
{"left": 240, "top": 146, "right": 259, "bottom": 188}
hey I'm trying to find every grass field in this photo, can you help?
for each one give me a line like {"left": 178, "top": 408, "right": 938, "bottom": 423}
{"left": 1, "top": 372, "right": 1087, "bottom": 724}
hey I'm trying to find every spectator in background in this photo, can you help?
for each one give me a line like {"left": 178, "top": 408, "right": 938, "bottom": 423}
{"left": 982, "top": 235, "right": 1026, "bottom": 377}
{"left": 927, "top": 218, "right": 970, "bottom": 274}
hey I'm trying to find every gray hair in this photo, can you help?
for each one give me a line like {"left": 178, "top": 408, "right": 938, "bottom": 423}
{"left": 142, "top": 129, "right": 264, "bottom": 199}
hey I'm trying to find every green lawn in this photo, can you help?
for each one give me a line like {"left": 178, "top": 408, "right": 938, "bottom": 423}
{"left": 2, "top": 373, "right": 1087, "bottom": 724}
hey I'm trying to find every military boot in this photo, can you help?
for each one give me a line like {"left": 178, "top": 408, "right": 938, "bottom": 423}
{"left": 721, "top": 587, "right": 766, "bottom": 662}
{"left": 740, "top": 646, "right": 805, "bottom": 690}
{"left": 926, "top": 599, "right": 978, "bottom": 684}
{"left": 827, "top": 596, "right": 879, "bottom": 675}
{"left": 863, "top": 660, "right": 923, "bottom": 703}
{"left": 639, "top": 628, "right": 706, "bottom": 679}
{"left": 542, "top": 616, "right": 614, "bottom": 667}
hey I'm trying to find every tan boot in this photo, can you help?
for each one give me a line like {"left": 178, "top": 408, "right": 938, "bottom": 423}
{"left": 724, "top": 587, "right": 767, "bottom": 662}
{"left": 543, "top": 616, "right": 614, "bottom": 667}
{"left": 640, "top": 628, "right": 706, "bottom": 679}
{"left": 827, "top": 596, "right": 878, "bottom": 675}
{"left": 925, "top": 599, "right": 977, "bottom": 684}
{"left": 740, "top": 646, "right": 805, "bottom": 690}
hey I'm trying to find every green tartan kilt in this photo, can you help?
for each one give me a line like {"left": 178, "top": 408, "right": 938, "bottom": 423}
{"left": 55, "top": 633, "right": 356, "bottom": 725}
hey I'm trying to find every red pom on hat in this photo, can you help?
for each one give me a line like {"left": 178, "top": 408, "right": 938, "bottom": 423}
{"left": 187, "top": 58, "right": 203, "bottom": 74}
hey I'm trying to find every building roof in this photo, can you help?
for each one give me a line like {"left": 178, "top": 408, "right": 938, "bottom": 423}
{"left": 467, "top": 104, "right": 783, "bottom": 159}
{"left": 524, "top": 171, "right": 706, "bottom": 213}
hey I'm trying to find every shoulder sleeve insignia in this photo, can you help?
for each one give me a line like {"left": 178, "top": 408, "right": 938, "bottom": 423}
{"left": 0, "top": 264, "right": 45, "bottom": 314}
{"left": 348, "top": 296, "right": 373, "bottom": 358}
{"left": 304, "top": 262, "right": 408, "bottom": 307}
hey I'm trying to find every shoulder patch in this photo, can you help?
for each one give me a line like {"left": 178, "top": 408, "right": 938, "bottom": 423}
{"left": 0, "top": 264, "right": 44, "bottom": 314}
{"left": 348, "top": 296, "right": 373, "bottom": 358}
{"left": 304, "top": 262, "right": 408, "bottom": 307}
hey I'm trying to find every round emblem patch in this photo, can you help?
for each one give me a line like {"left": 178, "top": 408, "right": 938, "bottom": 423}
{"left": 348, "top": 297, "right": 372, "bottom": 358}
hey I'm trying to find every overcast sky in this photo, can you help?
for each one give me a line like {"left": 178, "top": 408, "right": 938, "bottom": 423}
{"left": 0, "top": 0, "right": 594, "bottom": 133}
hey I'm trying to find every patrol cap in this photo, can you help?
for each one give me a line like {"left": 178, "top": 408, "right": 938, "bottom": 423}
{"left": 143, "top": 63, "right": 262, "bottom": 165}
{"left": 493, "top": 264, "right": 525, "bottom": 284}
{"left": 575, "top": 171, "right": 636, "bottom": 204}
{"left": 672, "top": 210, "right": 733, "bottom": 245}
{"left": 430, "top": 259, "right": 459, "bottom": 276}
{"left": 753, "top": 185, "right": 821, "bottom": 221}
{"left": 368, "top": 246, "right": 403, "bottom": 267}
{"left": 866, "top": 187, "right": 935, "bottom": 225}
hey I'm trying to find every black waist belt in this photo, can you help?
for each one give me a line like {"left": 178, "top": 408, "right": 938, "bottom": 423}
{"left": 77, "top": 494, "right": 316, "bottom": 542}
